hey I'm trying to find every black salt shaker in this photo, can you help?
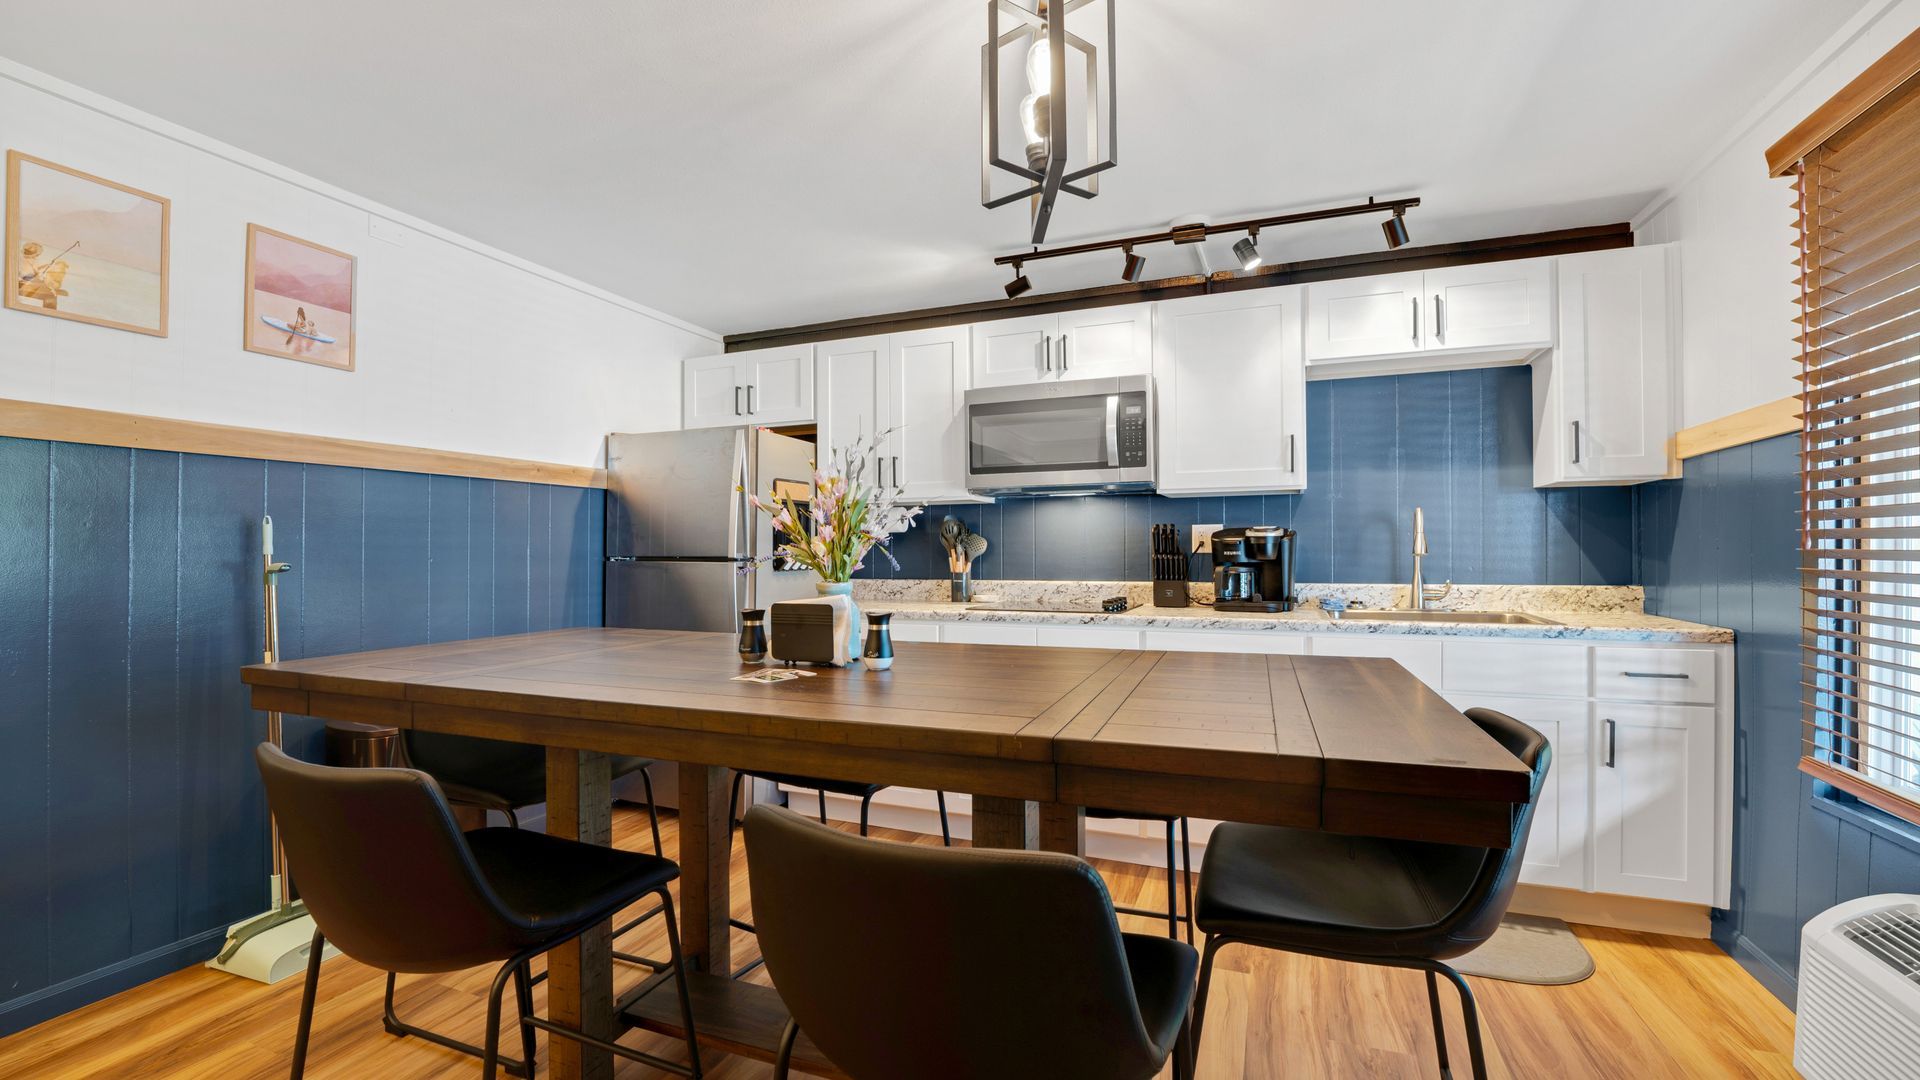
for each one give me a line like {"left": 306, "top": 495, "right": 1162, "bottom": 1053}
{"left": 738, "top": 608, "right": 767, "bottom": 663}
{"left": 863, "top": 612, "right": 894, "bottom": 671}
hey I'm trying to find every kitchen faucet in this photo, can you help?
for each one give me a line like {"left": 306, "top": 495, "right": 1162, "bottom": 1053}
{"left": 1405, "top": 507, "right": 1452, "bottom": 611}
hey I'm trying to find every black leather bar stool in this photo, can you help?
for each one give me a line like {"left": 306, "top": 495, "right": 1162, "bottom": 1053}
{"left": 1189, "top": 708, "right": 1551, "bottom": 1080}
{"left": 723, "top": 769, "right": 952, "bottom": 978}
{"left": 1085, "top": 807, "right": 1194, "bottom": 943}
{"left": 743, "top": 804, "right": 1198, "bottom": 1080}
{"left": 256, "top": 744, "right": 704, "bottom": 1080}
{"left": 403, "top": 730, "right": 665, "bottom": 855}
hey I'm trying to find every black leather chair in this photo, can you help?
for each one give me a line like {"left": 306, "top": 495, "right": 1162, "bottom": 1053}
{"left": 743, "top": 804, "right": 1198, "bottom": 1080}
{"left": 1085, "top": 807, "right": 1194, "bottom": 943}
{"left": 256, "top": 744, "right": 703, "bottom": 1080}
{"left": 1189, "top": 708, "right": 1551, "bottom": 1080}
{"left": 723, "top": 768, "right": 952, "bottom": 978}
{"left": 403, "top": 730, "right": 665, "bottom": 855}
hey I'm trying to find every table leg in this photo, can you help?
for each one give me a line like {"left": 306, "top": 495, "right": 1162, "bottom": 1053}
{"left": 1038, "top": 800, "right": 1087, "bottom": 856}
{"left": 677, "top": 763, "right": 732, "bottom": 976}
{"left": 970, "top": 795, "right": 1038, "bottom": 849}
{"left": 545, "top": 748, "right": 615, "bottom": 1080}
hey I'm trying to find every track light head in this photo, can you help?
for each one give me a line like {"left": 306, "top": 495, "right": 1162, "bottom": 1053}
{"left": 1382, "top": 211, "right": 1410, "bottom": 249}
{"left": 1233, "top": 233, "right": 1262, "bottom": 272}
{"left": 1005, "top": 264, "right": 1033, "bottom": 298}
{"left": 1121, "top": 247, "right": 1146, "bottom": 283}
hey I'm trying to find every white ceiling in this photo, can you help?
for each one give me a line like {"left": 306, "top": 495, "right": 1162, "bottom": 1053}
{"left": 0, "top": 1, "right": 1865, "bottom": 335}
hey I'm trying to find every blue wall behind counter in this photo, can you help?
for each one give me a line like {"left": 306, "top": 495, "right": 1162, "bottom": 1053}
{"left": 861, "top": 366, "right": 1636, "bottom": 586}
{"left": 1638, "top": 433, "right": 1920, "bottom": 1006}
{"left": 0, "top": 437, "right": 603, "bottom": 1036}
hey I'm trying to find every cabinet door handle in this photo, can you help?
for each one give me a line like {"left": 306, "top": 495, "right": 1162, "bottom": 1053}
{"left": 1043, "top": 336, "right": 1052, "bottom": 373}
{"left": 1411, "top": 297, "right": 1420, "bottom": 343}
{"left": 1604, "top": 718, "right": 1617, "bottom": 768}
{"left": 1288, "top": 433, "right": 1296, "bottom": 473}
{"left": 734, "top": 386, "right": 742, "bottom": 416}
{"left": 1570, "top": 420, "right": 1581, "bottom": 464}
{"left": 1060, "top": 334, "right": 1069, "bottom": 371}
{"left": 892, "top": 455, "right": 901, "bottom": 487}
{"left": 1622, "top": 671, "right": 1689, "bottom": 679}
{"left": 747, "top": 385, "right": 757, "bottom": 415}
{"left": 1435, "top": 294, "right": 1445, "bottom": 343}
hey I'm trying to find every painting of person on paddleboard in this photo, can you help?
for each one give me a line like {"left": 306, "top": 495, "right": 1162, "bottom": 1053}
{"left": 244, "top": 224, "right": 356, "bottom": 370}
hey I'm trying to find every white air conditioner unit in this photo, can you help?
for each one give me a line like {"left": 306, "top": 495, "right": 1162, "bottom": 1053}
{"left": 1797, "top": 893, "right": 1920, "bottom": 1079}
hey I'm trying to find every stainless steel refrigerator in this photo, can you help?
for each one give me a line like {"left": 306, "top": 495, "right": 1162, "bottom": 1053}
{"left": 604, "top": 427, "right": 820, "bottom": 633}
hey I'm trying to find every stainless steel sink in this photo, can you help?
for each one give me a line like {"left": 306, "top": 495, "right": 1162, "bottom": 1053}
{"left": 1332, "top": 609, "right": 1562, "bottom": 626}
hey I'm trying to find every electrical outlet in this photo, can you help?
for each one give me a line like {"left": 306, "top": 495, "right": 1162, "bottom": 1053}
{"left": 1192, "top": 524, "right": 1222, "bottom": 553}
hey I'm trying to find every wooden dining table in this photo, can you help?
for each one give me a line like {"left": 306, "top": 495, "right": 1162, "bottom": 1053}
{"left": 242, "top": 626, "right": 1532, "bottom": 1080}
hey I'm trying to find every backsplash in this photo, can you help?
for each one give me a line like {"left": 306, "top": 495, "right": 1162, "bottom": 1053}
{"left": 862, "top": 366, "right": 1636, "bottom": 586}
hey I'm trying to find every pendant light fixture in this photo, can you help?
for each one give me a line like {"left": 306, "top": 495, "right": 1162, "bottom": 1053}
{"left": 982, "top": 0, "right": 1117, "bottom": 244}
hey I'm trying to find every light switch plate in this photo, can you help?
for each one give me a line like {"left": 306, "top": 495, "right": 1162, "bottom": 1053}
{"left": 1192, "top": 524, "right": 1222, "bottom": 553}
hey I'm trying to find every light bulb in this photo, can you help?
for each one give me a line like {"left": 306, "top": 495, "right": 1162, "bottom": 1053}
{"left": 1020, "top": 33, "right": 1052, "bottom": 169}
{"left": 1020, "top": 92, "right": 1048, "bottom": 147}
{"left": 1025, "top": 35, "right": 1051, "bottom": 94}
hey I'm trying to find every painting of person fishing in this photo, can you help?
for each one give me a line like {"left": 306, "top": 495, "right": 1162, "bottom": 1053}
{"left": 5, "top": 151, "right": 169, "bottom": 336}
{"left": 244, "top": 223, "right": 355, "bottom": 370}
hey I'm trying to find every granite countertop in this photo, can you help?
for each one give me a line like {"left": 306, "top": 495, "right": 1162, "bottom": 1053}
{"left": 852, "top": 580, "right": 1733, "bottom": 644}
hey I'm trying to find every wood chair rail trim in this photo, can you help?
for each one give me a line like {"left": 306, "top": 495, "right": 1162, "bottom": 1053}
{"left": 1673, "top": 396, "right": 1800, "bottom": 460}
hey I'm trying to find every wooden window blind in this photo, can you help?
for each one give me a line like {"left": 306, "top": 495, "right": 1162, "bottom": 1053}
{"left": 1795, "top": 64, "right": 1920, "bottom": 825}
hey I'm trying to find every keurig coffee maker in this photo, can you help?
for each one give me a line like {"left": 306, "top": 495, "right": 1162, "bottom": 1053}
{"left": 1211, "top": 526, "right": 1297, "bottom": 612}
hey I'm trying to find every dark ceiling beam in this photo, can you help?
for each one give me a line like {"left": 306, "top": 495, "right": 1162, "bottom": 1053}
{"left": 723, "top": 222, "right": 1632, "bottom": 353}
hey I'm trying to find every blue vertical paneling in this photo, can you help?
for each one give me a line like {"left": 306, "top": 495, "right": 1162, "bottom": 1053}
{"left": 363, "top": 471, "right": 430, "bottom": 650}
{"left": 1394, "top": 371, "right": 1449, "bottom": 581}
{"left": 527, "top": 484, "right": 553, "bottom": 630}
{"left": 1640, "top": 432, "right": 1920, "bottom": 1008}
{"left": 127, "top": 451, "right": 182, "bottom": 955}
{"left": 47, "top": 443, "right": 133, "bottom": 980}
{"left": 0, "top": 438, "right": 51, "bottom": 1001}
{"left": 429, "top": 476, "right": 471, "bottom": 642}
{"left": 0, "top": 440, "right": 606, "bottom": 1036}
{"left": 1485, "top": 366, "right": 1545, "bottom": 584}
{"left": 1290, "top": 376, "right": 1335, "bottom": 583}
{"left": 494, "top": 482, "right": 531, "bottom": 634}
{"left": 1330, "top": 377, "right": 1398, "bottom": 583}
{"left": 1444, "top": 370, "right": 1487, "bottom": 583}
{"left": 996, "top": 497, "right": 1036, "bottom": 580}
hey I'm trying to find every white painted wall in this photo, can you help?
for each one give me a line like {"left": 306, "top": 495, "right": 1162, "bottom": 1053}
{"left": 1635, "top": 0, "right": 1920, "bottom": 429}
{"left": 0, "top": 59, "right": 713, "bottom": 469}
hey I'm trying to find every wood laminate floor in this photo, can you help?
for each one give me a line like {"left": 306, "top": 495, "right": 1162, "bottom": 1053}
{"left": 0, "top": 806, "right": 1795, "bottom": 1079}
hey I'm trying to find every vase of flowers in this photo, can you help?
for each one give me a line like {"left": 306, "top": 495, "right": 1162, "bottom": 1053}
{"left": 744, "top": 432, "right": 923, "bottom": 662}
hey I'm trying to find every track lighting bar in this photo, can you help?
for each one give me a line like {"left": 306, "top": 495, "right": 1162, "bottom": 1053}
{"left": 991, "top": 195, "right": 1420, "bottom": 268}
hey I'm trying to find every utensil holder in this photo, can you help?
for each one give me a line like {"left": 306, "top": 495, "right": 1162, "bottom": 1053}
{"left": 950, "top": 569, "right": 972, "bottom": 603}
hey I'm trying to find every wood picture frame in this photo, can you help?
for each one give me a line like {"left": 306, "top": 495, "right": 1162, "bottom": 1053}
{"left": 5, "top": 150, "right": 171, "bottom": 337}
{"left": 243, "top": 223, "right": 356, "bottom": 371}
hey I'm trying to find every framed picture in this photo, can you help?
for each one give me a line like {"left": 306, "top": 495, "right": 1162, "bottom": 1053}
{"left": 244, "top": 223, "right": 355, "bottom": 371}
{"left": 6, "top": 150, "right": 170, "bottom": 336}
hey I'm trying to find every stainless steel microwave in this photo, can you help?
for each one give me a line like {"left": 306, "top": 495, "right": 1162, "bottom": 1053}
{"left": 964, "top": 375, "right": 1155, "bottom": 494}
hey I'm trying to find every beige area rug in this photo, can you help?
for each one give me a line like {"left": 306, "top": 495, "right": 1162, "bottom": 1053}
{"left": 1448, "top": 914, "right": 1596, "bottom": 985}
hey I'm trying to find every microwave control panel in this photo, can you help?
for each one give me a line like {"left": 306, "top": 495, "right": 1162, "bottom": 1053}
{"left": 1118, "top": 398, "right": 1148, "bottom": 466}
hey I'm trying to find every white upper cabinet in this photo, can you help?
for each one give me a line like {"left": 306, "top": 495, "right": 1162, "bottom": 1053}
{"left": 813, "top": 327, "right": 981, "bottom": 502}
{"left": 969, "top": 304, "right": 1152, "bottom": 387}
{"left": 888, "top": 326, "right": 975, "bottom": 501}
{"left": 1152, "top": 288, "right": 1307, "bottom": 494}
{"left": 1304, "top": 259, "right": 1554, "bottom": 376}
{"left": 1424, "top": 260, "right": 1554, "bottom": 352}
{"left": 1532, "top": 244, "right": 1675, "bottom": 486}
{"left": 682, "top": 344, "right": 816, "bottom": 429}
{"left": 1304, "top": 271, "right": 1425, "bottom": 361}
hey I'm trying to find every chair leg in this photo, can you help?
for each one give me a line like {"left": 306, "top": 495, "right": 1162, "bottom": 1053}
{"left": 859, "top": 792, "right": 874, "bottom": 836}
{"left": 504, "top": 806, "right": 519, "bottom": 830}
{"left": 658, "top": 888, "right": 705, "bottom": 1078}
{"left": 727, "top": 769, "right": 744, "bottom": 834}
{"left": 385, "top": 969, "right": 530, "bottom": 1077}
{"left": 1190, "top": 934, "right": 1225, "bottom": 1053}
{"left": 290, "top": 929, "right": 325, "bottom": 1080}
{"left": 514, "top": 962, "right": 537, "bottom": 1076}
{"left": 817, "top": 789, "right": 829, "bottom": 825}
{"left": 773, "top": 1018, "right": 799, "bottom": 1080}
{"left": 1172, "top": 1004, "right": 1197, "bottom": 1080}
{"left": 1178, "top": 817, "right": 1195, "bottom": 946}
{"left": 640, "top": 767, "right": 665, "bottom": 858}
{"left": 1164, "top": 822, "right": 1180, "bottom": 939}
{"left": 1437, "top": 964, "right": 1488, "bottom": 1080}
{"left": 936, "top": 790, "right": 952, "bottom": 846}
{"left": 481, "top": 960, "right": 516, "bottom": 1080}
{"left": 1425, "top": 969, "right": 1452, "bottom": 1078}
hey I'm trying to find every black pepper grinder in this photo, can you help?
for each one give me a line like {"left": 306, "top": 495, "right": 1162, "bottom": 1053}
{"left": 863, "top": 612, "right": 894, "bottom": 671}
{"left": 738, "top": 608, "right": 767, "bottom": 663}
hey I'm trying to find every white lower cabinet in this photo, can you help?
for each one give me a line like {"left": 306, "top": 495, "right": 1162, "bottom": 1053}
{"left": 860, "top": 618, "right": 1728, "bottom": 906}
{"left": 1443, "top": 692, "right": 1592, "bottom": 892}
{"left": 1591, "top": 701, "right": 1716, "bottom": 903}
